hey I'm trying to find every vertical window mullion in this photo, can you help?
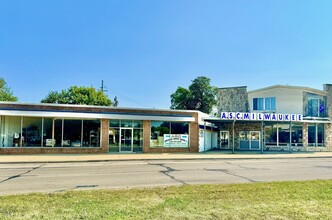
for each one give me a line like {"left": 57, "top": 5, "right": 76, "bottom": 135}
{"left": 81, "top": 119, "right": 83, "bottom": 147}
{"left": 52, "top": 119, "right": 55, "bottom": 147}
{"left": 61, "top": 119, "right": 64, "bottom": 147}
{"left": 41, "top": 118, "right": 44, "bottom": 147}
{"left": 315, "top": 123, "right": 318, "bottom": 147}
{"left": 20, "top": 116, "right": 23, "bottom": 147}
{"left": 276, "top": 123, "right": 279, "bottom": 147}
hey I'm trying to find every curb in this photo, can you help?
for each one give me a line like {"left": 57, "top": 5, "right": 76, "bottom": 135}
{"left": 1, "top": 153, "right": 332, "bottom": 164}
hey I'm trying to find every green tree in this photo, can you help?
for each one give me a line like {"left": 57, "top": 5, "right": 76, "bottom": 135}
{"left": 170, "top": 76, "right": 217, "bottom": 114}
{"left": 41, "top": 86, "right": 113, "bottom": 106}
{"left": 0, "top": 77, "right": 18, "bottom": 101}
{"left": 170, "top": 87, "right": 191, "bottom": 110}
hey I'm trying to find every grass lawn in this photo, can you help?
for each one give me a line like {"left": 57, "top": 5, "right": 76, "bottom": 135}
{"left": 1, "top": 180, "right": 332, "bottom": 219}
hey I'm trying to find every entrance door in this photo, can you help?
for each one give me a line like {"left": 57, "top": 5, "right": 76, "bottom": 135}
{"left": 239, "top": 131, "right": 250, "bottom": 150}
{"left": 239, "top": 131, "right": 260, "bottom": 150}
{"left": 250, "top": 131, "right": 260, "bottom": 150}
{"left": 120, "top": 128, "right": 133, "bottom": 152}
{"left": 220, "top": 131, "right": 229, "bottom": 149}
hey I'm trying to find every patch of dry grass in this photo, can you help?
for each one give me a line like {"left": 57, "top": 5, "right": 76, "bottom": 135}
{"left": 1, "top": 180, "right": 332, "bottom": 219}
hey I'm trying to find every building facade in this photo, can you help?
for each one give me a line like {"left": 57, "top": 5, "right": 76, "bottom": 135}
{"left": 1, "top": 83, "right": 331, "bottom": 155}
{"left": 209, "top": 84, "right": 332, "bottom": 152}
{"left": 0, "top": 103, "right": 202, "bottom": 154}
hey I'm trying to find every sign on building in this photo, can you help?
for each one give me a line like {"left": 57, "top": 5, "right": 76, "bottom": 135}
{"left": 164, "top": 134, "right": 189, "bottom": 148}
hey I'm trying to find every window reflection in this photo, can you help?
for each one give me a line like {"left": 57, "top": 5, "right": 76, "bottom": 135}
{"left": 150, "top": 121, "right": 189, "bottom": 148}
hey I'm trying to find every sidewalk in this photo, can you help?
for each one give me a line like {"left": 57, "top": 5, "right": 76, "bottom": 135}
{"left": 1, "top": 151, "right": 332, "bottom": 163}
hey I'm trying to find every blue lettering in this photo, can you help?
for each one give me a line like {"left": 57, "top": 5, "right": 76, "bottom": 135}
{"left": 258, "top": 113, "right": 263, "bottom": 120}
{"left": 229, "top": 112, "right": 234, "bottom": 119}
{"left": 264, "top": 113, "right": 271, "bottom": 120}
{"left": 278, "top": 114, "right": 283, "bottom": 121}
{"left": 221, "top": 112, "right": 227, "bottom": 119}
{"left": 291, "top": 114, "right": 296, "bottom": 121}
{"left": 243, "top": 113, "right": 250, "bottom": 120}
{"left": 236, "top": 113, "right": 241, "bottom": 120}
{"left": 298, "top": 114, "right": 302, "bottom": 121}
{"left": 271, "top": 114, "right": 277, "bottom": 121}
{"left": 284, "top": 114, "right": 290, "bottom": 121}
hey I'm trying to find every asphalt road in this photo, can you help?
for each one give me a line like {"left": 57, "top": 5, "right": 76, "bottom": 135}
{"left": 1, "top": 158, "right": 332, "bottom": 195}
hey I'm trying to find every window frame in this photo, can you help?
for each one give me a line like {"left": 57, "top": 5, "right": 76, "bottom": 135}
{"left": 253, "top": 97, "right": 276, "bottom": 111}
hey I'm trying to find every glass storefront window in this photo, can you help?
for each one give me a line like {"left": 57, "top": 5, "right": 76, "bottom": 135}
{"left": 110, "top": 120, "right": 120, "bottom": 128}
{"left": 133, "top": 129, "right": 143, "bottom": 152}
{"left": 308, "top": 124, "right": 316, "bottom": 146}
{"left": 109, "top": 128, "right": 120, "bottom": 152}
{"left": 22, "top": 117, "right": 42, "bottom": 147}
{"left": 43, "top": 118, "right": 53, "bottom": 147}
{"left": 171, "top": 122, "right": 189, "bottom": 134}
{"left": 54, "top": 119, "right": 63, "bottom": 147}
{"left": 82, "top": 120, "right": 100, "bottom": 147}
{"left": 109, "top": 120, "right": 143, "bottom": 152}
{"left": 291, "top": 123, "right": 303, "bottom": 146}
{"left": 121, "top": 120, "right": 132, "bottom": 128}
{"left": 278, "top": 124, "right": 290, "bottom": 146}
{"left": 63, "top": 120, "right": 82, "bottom": 147}
{"left": 0, "top": 116, "right": 22, "bottom": 147}
{"left": 318, "top": 124, "right": 324, "bottom": 146}
{"left": 151, "top": 121, "right": 170, "bottom": 147}
{"left": 133, "top": 120, "right": 142, "bottom": 128}
{"left": 0, "top": 116, "right": 101, "bottom": 148}
{"left": 308, "top": 123, "right": 324, "bottom": 147}
{"left": 264, "top": 124, "right": 277, "bottom": 146}
{"left": 150, "top": 121, "right": 189, "bottom": 148}
{"left": 264, "top": 123, "right": 324, "bottom": 148}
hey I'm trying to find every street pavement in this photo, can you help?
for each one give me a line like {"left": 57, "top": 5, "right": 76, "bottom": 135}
{"left": 1, "top": 151, "right": 332, "bottom": 163}
{"left": 1, "top": 156, "right": 332, "bottom": 195}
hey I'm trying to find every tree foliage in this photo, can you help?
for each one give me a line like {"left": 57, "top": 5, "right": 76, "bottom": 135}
{"left": 170, "top": 76, "right": 217, "bottom": 114}
{"left": 41, "top": 86, "right": 113, "bottom": 106}
{"left": 0, "top": 77, "right": 18, "bottom": 102}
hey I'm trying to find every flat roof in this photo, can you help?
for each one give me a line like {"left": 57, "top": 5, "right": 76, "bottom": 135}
{"left": 248, "top": 84, "right": 327, "bottom": 96}
{"left": 218, "top": 86, "right": 247, "bottom": 90}
{"left": 0, "top": 102, "right": 197, "bottom": 122}
{"left": 0, "top": 101, "right": 201, "bottom": 114}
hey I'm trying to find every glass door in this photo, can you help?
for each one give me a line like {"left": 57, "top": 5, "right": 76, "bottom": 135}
{"left": 250, "top": 131, "right": 260, "bottom": 150}
{"left": 120, "top": 128, "right": 133, "bottom": 152}
{"left": 220, "top": 131, "right": 229, "bottom": 149}
{"left": 239, "top": 131, "right": 250, "bottom": 150}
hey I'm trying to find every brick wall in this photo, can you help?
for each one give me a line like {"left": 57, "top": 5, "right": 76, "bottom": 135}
{"left": 141, "top": 112, "right": 199, "bottom": 153}
{"left": 0, "top": 147, "right": 105, "bottom": 155}
{"left": 101, "top": 119, "right": 109, "bottom": 152}
{"left": 143, "top": 120, "right": 151, "bottom": 153}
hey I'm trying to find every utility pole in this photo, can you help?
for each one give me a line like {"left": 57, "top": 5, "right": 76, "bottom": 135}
{"left": 100, "top": 80, "right": 108, "bottom": 93}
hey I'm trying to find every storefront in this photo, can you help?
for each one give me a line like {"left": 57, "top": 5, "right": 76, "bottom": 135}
{"left": 202, "top": 112, "right": 332, "bottom": 152}
{"left": 0, "top": 102, "right": 200, "bottom": 154}
{"left": 1, "top": 83, "right": 331, "bottom": 155}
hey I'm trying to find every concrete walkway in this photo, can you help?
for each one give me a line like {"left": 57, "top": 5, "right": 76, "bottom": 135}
{"left": 1, "top": 151, "right": 332, "bottom": 163}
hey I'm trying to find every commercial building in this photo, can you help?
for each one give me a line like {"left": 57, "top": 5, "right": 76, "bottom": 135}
{"left": 0, "top": 103, "right": 204, "bottom": 154}
{"left": 206, "top": 84, "right": 332, "bottom": 152}
{"left": 0, "top": 83, "right": 331, "bottom": 155}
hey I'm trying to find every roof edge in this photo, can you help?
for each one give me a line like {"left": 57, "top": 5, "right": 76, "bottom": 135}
{"left": 0, "top": 101, "right": 202, "bottom": 114}
{"left": 248, "top": 84, "right": 327, "bottom": 95}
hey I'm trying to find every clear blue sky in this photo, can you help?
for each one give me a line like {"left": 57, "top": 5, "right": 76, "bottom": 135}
{"left": 1, "top": 0, "right": 332, "bottom": 108}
